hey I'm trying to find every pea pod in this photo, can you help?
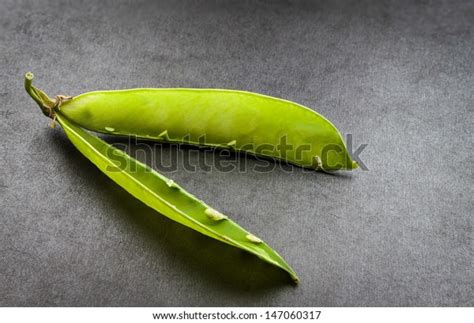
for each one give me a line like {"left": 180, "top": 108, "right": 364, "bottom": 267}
{"left": 25, "top": 73, "right": 299, "bottom": 283}
{"left": 30, "top": 75, "right": 357, "bottom": 171}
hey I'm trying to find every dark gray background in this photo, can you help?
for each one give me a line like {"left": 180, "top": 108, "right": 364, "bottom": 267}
{"left": 1, "top": 0, "right": 472, "bottom": 306}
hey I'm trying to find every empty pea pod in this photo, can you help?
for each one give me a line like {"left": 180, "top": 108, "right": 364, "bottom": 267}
{"left": 24, "top": 72, "right": 357, "bottom": 283}
{"left": 56, "top": 114, "right": 299, "bottom": 282}
{"left": 28, "top": 74, "right": 357, "bottom": 171}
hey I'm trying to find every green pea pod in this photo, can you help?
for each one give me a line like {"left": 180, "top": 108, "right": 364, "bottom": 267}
{"left": 31, "top": 75, "right": 357, "bottom": 171}
{"left": 25, "top": 73, "right": 299, "bottom": 283}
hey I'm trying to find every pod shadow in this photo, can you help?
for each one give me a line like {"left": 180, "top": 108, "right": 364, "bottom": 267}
{"left": 48, "top": 130, "right": 293, "bottom": 297}
{"left": 102, "top": 134, "right": 355, "bottom": 180}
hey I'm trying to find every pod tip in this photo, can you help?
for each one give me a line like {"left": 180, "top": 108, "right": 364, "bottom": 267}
{"left": 352, "top": 160, "right": 359, "bottom": 169}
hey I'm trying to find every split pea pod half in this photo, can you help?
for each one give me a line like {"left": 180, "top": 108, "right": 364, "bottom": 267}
{"left": 31, "top": 75, "right": 357, "bottom": 171}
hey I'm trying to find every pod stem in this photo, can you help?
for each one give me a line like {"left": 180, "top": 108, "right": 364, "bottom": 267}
{"left": 24, "top": 72, "right": 72, "bottom": 119}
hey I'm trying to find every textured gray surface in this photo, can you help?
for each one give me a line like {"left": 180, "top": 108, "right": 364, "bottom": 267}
{"left": 0, "top": 0, "right": 472, "bottom": 306}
